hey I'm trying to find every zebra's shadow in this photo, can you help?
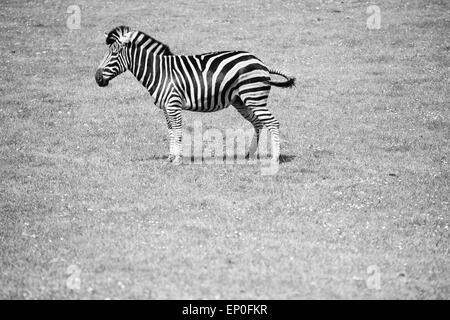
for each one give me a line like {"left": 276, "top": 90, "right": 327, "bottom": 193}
{"left": 279, "top": 154, "right": 296, "bottom": 164}
{"left": 186, "top": 154, "right": 296, "bottom": 163}
{"left": 131, "top": 155, "right": 166, "bottom": 162}
{"left": 133, "top": 154, "right": 296, "bottom": 164}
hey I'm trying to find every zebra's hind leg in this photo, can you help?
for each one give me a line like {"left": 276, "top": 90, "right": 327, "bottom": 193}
{"left": 244, "top": 101, "right": 280, "bottom": 162}
{"left": 233, "top": 99, "right": 264, "bottom": 159}
{"left": 165, "top": 104, "right": 183, "bottom": 166}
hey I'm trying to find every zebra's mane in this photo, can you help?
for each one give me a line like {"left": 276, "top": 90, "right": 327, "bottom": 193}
{"left": 105, "top": 25, "right": 172, "bottom": 55}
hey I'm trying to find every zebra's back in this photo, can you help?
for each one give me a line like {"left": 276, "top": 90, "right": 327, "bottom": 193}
{"left": 167, "top": 51, "right": 271, "bottom": 112}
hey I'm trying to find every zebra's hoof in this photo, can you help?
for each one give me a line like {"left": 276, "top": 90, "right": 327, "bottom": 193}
{"left": 245, "top": 152, "right": 259, "bottom": 160}
{"left": 171, "top": 156, "right": 183, "bottom": 166}
{"left": 163, "top": 154, "right": 175, "bottom": 166}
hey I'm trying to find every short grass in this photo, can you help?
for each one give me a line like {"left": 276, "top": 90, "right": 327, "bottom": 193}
{"left": 0, "top": 0, "right": 449, "bottom": 299}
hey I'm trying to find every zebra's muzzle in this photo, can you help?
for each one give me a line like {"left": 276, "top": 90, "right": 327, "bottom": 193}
{"left": 95, "top": 68, "right": 109, "bottom": 87}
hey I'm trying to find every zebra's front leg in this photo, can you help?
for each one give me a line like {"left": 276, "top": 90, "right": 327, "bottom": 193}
{"left": 163, "top": 109, "right": 176, "bottom": 162}
{"left": 166, "top": 105, "right": 183, "bottom": 166}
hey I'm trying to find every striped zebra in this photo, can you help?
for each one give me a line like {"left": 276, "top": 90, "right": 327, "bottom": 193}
{"left": 95, "top": 26, "right": 295, "bottom": 165}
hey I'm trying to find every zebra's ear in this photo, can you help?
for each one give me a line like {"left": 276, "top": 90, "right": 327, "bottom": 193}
{"left": 104, "top": 32, "right": 108, "bottom": 38}
{"left": 119, "top": 32, "right": 133, "bottom": 44}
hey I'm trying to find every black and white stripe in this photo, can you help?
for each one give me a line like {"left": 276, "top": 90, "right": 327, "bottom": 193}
{"left": 96, "top": 26, "right": 295, "bottom": 165}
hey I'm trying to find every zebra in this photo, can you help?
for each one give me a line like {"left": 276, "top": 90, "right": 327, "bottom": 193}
{"left": 95, "top": 26, "right": 295, "bottom": 165}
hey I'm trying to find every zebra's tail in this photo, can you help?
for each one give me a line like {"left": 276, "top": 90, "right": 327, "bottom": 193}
{"left": 268, "top": 69, "right": 296, "bottom": 88}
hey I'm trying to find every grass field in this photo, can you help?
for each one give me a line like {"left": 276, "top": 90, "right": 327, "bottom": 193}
{"left": 0, "top": 0, "right": 449, "bottom": 299}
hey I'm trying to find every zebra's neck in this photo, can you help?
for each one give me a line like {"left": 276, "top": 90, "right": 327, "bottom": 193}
{"left": 125, "top": 32, "right": 171, "bottom": 96}
{"left": 120, "top": 31, "right": 172, "bottom": 104}
{"left": 127, "top": 45, "right": 167, "bottom": 101}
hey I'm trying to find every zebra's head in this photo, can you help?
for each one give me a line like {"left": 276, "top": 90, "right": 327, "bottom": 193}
{"left": 95, "top": 26, "right": 133, "bottom": 87}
